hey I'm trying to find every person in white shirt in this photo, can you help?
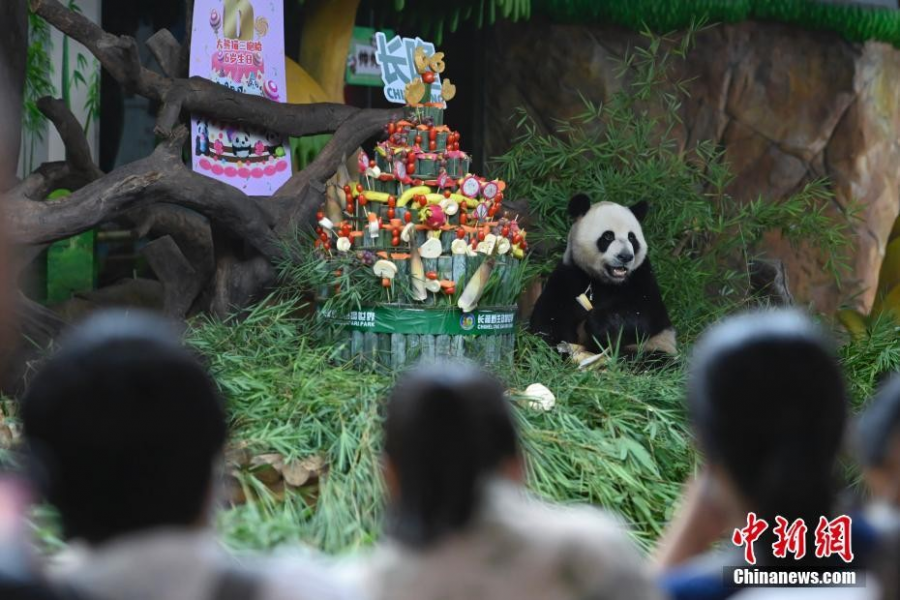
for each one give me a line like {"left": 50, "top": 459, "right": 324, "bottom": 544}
{"left": 353, "top": 361, "right": 661, "bottom": 600}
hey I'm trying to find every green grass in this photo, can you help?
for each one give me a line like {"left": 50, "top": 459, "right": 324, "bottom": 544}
{"left": 193, "top": 297, "right": 900, "bottom": 555}
{"left": 188, "top": 298, "right": 694, "bottom": 553}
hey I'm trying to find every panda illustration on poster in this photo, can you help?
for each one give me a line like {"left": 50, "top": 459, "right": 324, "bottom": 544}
{"left": 190, "top": 0, "right": 291, "bottom": 194}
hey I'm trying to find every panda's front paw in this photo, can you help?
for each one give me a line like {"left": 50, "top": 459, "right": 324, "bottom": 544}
{"left": 556, "top": 342, "right": 608, "bottom": 370}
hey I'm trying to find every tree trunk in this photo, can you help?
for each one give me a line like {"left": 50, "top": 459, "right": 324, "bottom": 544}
{"left": 9, "top": 0, "right": 400, "bottom": 334}
{"left": 0, "top": 0, "right": 28, "bottom": 185}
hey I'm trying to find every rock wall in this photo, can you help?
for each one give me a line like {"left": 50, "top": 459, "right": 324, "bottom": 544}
{"left": 485, "top": 20, "right": 900, "bottom": 313}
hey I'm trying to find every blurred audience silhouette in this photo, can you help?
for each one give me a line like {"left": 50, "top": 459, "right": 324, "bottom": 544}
{"left": 654, "top": 310, "right": 878, "bottom": 599}
{"left": 19, "top": 310, "right": 355, "bottom": 600}
{"left": 2, "top": 275, "right": 900, "bottom": 600}
{"left": 351, "top": 362, "right": 662, "bottom": 600}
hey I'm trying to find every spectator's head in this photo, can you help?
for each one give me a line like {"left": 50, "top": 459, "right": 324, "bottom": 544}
{"left": 857, "top": 374, "right": 900, "bottom": 507}
{"left": 383, "top": 362, "right": 520, "bottom": 548}
{"left": 21, "top": 310, "right": 227, "bottom": 545}
{"left": 688, "top": 310, "right": 846, "bottom": 528}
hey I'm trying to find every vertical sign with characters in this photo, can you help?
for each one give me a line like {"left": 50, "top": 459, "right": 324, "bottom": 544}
{"left": 190, "top": 0, "right": 292, "bottom": 195}
{"left": 346, "top": 27, "right": 394, "bottom": 87}
{"left": 373, "top": 32, "right": 442, "bottom": 104}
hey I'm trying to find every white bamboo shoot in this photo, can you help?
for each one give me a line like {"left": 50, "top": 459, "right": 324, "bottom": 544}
{"left": 457, "top": 258, "right": 494, "bottom": 313}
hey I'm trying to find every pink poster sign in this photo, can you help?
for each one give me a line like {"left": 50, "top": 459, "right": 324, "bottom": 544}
{"left": 189, "top": 0, "right": 291, "bottom": 195}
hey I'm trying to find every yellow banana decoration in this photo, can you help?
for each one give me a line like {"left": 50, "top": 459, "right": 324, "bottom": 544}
{"left": 397, "top": 186, "right": 432, "bottom": 207}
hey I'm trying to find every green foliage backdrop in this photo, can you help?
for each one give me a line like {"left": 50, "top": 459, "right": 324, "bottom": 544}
{"left": 386, "top": 0, "right": 900, "bottom": 47}
{"left": 491, "top": 26, "right": 853, "bottom": 341}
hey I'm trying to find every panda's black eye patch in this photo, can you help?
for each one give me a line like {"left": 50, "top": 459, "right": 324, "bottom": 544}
{"left": 628, "top": 232, "right": 641, "bottom": 254}
{"left": 597, "top": 231, "right": 615, "bottom": 253}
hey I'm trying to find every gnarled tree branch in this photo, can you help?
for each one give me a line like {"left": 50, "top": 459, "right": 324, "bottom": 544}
{"left": 36, "top": 97, "right": 103, "bottom": 180}
{"left": 12, "top": 98, "right": 102, "bottom": 202}
{"left": 9, "top": 127, "right": 282, "bottom": 260}
{"left": 274, "top": 107, "right": 393, "bottom": 230}
{"left": 31, "top": 0, "right": 397, "bottom": 140}
{"left": 147, "top": 29, "right": 181, "bottom": 78}
{"left": 22, "top": 0, "right": 402, "bottom": 322}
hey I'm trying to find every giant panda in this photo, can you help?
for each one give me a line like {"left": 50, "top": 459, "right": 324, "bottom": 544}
{"left": 529, "top": 193, "right": 676, "bottom": 357}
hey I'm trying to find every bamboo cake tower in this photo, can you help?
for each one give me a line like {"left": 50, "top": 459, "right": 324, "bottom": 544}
{"left": 315, "top": 45, "right": 528, "bottom": 370}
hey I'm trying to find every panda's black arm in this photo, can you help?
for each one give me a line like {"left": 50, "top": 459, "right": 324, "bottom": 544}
{"left": 584, "top": 307, "right": 657, "bottom": 353}
{"left": 529, "top": 263, "right": 589, "bottom": 345}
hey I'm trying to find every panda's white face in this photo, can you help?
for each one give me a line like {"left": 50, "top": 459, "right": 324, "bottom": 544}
{"left": 564, "top": 201, "right": 647, "bottom": 285}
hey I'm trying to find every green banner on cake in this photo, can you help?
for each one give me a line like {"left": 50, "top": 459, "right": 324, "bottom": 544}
{"left": 320, "top": 306, "right": 517, "bottom": 335}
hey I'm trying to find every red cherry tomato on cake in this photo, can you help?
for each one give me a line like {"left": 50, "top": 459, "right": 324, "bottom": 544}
{"left": 422, "top": 71, "right": 435, "bottom": 84}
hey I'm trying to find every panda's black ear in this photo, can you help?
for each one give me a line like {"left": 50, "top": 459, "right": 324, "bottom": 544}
{"left": 568, "top": 194, "right": 591, "bottom": 219}
{"left": 629, "top": 200, "right": 649, "bottom": 223}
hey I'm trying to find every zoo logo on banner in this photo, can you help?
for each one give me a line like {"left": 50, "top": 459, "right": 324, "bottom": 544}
{"left": 190, "top": 0, "right": 292, "bottom": 195}
{"left": 373, "top": 32, "right": 442, "bottom": 104}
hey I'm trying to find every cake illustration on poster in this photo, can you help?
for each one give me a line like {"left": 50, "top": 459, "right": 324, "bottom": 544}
{"left": 190, "top": 0, "right": 291, "bottom": 194}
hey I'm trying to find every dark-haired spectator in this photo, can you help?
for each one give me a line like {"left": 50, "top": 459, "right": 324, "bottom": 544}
{"left": 857, "top": 374, "right": 900, "bottom": 526}
{"left": 353, "top": 362, "right": 661, "bottom": 600}
{"left": 654, "top": 310, "right": 873, "bottom": 599}
{"left": 21, "top": 310, "right": 355, "bottom": 600}
{"left": 856, "top": 375, "right": 900, "bottom": 599}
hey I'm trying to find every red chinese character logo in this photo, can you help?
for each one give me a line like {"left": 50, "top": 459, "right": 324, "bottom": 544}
{"left": 814, "top": 515, "right": 854, "bottom": 563}
{"left": 732, "top": 512, "right": 769, "bottom": 565}
{"left": 772, "top": 516, "right": 808, "bottom": 560}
